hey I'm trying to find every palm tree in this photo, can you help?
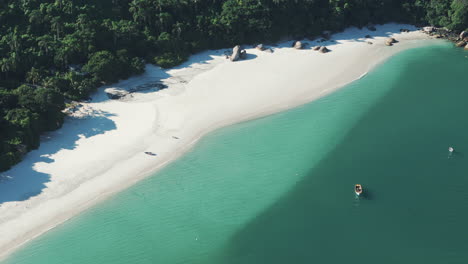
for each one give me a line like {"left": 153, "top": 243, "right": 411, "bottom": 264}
{"left": 26, "top": 67, "right": 41, "bottom": 85}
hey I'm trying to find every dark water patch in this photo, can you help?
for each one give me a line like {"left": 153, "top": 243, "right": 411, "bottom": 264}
{"left": 220, "top": 45, "right": 468, "bottom": 264}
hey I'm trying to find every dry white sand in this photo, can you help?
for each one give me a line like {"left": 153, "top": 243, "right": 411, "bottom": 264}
{"left": 0, "top": 24, "right": 438, "bottom": 259}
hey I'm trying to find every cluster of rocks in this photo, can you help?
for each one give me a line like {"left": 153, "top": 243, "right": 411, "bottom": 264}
{"left": 290, "top": 40, "right": 329, "bottom": 53}
{"left": 256, "top": 44, "right": 273, "bottom": 53}
{"left": 423, "top": 27, "right": 468, "bottom": 50}
{"left": 313, "top": 46, "right": 330, "bottom": 53}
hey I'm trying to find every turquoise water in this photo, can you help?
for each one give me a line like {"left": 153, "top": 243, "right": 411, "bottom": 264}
{"left": 3, "top": 42, "right": 468, "bottom": 264}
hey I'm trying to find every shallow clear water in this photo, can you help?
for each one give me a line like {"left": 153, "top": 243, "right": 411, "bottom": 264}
{"left": 3, "top": 42, "right": 468, "bottom": 264}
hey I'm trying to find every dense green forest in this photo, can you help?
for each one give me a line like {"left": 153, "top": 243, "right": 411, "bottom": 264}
{"left": 0, "top": 0, "right": 467, "bottom": 171}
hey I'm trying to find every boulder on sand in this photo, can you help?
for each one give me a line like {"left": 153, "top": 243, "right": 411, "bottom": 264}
{"left": 105, "top": 88, "right": 129, "bottom": 99}
{"left": 240, "top": 50, "right": 247, "bottom": 59}
{"left": 312, "top": 46, "right": 321, "bottom": 51}
{"left": 256, "top": 44, "right": 265, "bottom": 51}
{"left": 319, "top": 46, "right": 329, "bottom": 53}
{"left": 293, "top": 41, "right": 303, "bottom": 49}
{"left": 385, "top": 37, "right": 397, "bottom": 46}
{"left": 230, "top": 45, "right": 241, "bottom": 61}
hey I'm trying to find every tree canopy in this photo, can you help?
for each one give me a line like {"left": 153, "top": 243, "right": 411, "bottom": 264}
{"left": 0, "top": 0, "right": 467, "bottom": 171}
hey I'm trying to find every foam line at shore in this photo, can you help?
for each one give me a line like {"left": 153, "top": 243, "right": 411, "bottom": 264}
{"left": 0, "top": 23, "right": 440, "bottom": 260}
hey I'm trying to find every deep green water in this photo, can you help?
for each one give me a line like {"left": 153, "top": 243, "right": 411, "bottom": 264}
{"left": 3, "top": 42, "right": 468, "bottom": 264}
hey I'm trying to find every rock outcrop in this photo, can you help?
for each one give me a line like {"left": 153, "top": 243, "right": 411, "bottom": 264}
{"left": 455, "top": 41, "right": 466, "bottom": 47}
{"left": 460, "top": 31, "right": 467, "bottom": 40}
{"left": 105, "top": 88, "right": 129, "bottom": 99}
{"left": 422, "top": 27, "right": 468, "bottom": 50}
{"left": 319, "top": 46, "right": 329, "bottom": 53}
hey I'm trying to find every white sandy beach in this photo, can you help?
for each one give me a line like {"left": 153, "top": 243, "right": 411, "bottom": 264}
{"left": 0, "top": 24, "right": 438, "bottom": 259}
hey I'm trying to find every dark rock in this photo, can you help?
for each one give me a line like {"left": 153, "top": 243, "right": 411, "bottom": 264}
{"left": 129, "top": 82, "right": 168, "bottom": 93}
{"left": 240, "top": 50, "right": 247, "bottom": 59}
{"left": 400, "top": 28, "right": 410, "bottom": 33}
{"left": 366, "top": 41, "right": 373, "bottom": 45}
{"left": 365, "top": 35, "right": 371, "bottom": 38}
{"left": 105, "top": 88, "right": 129, "bottom": 99}
{"left": 312, "top": 46, "right": 321, "bottom": 51}
{"left": 319, "top": 46, "right": 329, "bottom": 53}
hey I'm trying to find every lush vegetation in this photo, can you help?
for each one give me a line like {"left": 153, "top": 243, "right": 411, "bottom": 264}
{"left": 0, "top": 0, "right": 467, "bottom": 171}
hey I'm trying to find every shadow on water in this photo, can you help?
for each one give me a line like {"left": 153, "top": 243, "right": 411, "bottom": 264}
{"left": 219, "top": 45, "right": 468, "bottom": 264}
{"left": 0, "top": 111, "right": 116, "bottom": 205}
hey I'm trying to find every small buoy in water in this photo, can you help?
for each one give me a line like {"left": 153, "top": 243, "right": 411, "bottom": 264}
{"left": 449, "top": 147, "right": 454, "bottom": 153}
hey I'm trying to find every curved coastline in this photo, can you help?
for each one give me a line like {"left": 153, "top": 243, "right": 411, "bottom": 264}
{"left": 0, "top": 23, "right": 441, "bottom": 260}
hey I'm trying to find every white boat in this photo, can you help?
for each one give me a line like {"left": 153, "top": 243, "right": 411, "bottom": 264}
{"left": 355, "top": 184, "right": 363, "bottom": 196}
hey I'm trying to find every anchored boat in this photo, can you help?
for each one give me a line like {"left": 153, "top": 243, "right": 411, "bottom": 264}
{"left": 355, "top": 184, "right": 363, "bottom": 196}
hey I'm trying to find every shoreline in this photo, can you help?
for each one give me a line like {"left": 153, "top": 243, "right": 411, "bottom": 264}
{"left": 0, "top": 24, "right": 441, "bottom": 260}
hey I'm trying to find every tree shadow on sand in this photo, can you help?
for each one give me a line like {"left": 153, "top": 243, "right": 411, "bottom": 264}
{"left": 0, "top": 110, "right": 116, "bottom": 205}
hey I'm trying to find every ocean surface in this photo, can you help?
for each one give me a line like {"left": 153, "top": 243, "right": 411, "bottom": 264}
{"left": 3, "top": 42, "right": 468, "bottom": 264}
